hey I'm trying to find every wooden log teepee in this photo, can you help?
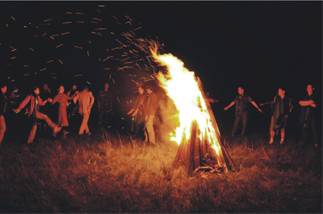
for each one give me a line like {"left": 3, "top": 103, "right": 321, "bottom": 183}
{"left": 173, "top": 77, "right": 236, "bottom": 175}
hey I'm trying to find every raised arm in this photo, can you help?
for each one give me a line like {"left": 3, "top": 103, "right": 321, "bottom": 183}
{"left": 224, "top": 101, "right": 235, "bottom": 111}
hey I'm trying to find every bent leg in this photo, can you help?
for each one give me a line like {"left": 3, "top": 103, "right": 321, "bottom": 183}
{"left": 36, "top": 111, "right": 57, "bottom": 130}
{"left": 27, "top": 124, "right": 37, "bottom": 144}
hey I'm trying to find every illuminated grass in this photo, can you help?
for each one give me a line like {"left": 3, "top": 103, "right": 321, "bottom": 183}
{"left": 0, "top": 136, "right": 321, "bottom": 212}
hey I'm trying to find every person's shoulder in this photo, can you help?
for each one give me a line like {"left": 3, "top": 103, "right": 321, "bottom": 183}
{"left": 88, "top": 91, "right": 94, "bottom": 96}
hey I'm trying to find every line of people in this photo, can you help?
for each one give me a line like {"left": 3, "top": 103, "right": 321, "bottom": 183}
{"left": 223, "top": 84, "right": 319, "bottom": 146}
{"left": 127, "top": 84, "right": 159, "bottom": 145}
{"left": 0, "top": 81, "right": 319, "bottom": 147}
{"left": 0, "top": 83, "right": 95, "bottom": 144}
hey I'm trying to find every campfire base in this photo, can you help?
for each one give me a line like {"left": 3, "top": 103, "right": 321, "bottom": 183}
{"left": 173, "top": 121, "right": 228, "bottom": 175}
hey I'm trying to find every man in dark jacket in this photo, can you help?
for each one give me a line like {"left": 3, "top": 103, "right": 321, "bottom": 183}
{"left": 14, "top": 86, "right": 61, "bottom": 143}
{"left": 268, "top": 87, "right": 293, "bottom": 144}
{"left": 97, "top": 82, "right": 113, "bottom": 127}
{"left": 128, "top": 85, "right": 146, "bottom": 138}
{"left": 224, "top": 86, "right": 262, "bottom": 137}
{"left": 299, "top": 84, "right": 318, "bottom": 147}
{"left": 143, "top": 86, "right": 159, "bottom": 144}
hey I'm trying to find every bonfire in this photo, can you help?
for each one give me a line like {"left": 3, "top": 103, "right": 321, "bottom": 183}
{"left": 150, "top": 45, "right": 235, "bottom": 175}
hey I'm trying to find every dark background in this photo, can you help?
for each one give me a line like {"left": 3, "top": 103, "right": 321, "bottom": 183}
{"left": 0, "top": 2, "right": 321, "bottom": 139}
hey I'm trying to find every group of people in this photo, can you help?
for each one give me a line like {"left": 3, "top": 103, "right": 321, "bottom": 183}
{"left": 127, "top": 84, "right": 159, "bottom": 144}
{"left": 0, "top": 82, "right": 95, "bottom": 144}
{"left": 0, "top": 80, "right": 158, "bottom": 145}
{"left": 0, "top": 79, "right": 319, "bottom": 147}
{"left": 223, "top": 84, "right": 318, "bottom": 146}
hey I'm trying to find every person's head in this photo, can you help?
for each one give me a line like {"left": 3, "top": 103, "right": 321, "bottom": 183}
{"left": 144, "top": 81, "right": 156, "bottom": 95}
{"left": 138, "top": 86, "right": 144, "bottom": 95}
{"left": 237, "top": 86, "right": 245, "bottom": 95}
{"left": 58, "top": 85, "right": 65, "bottom": 94}
{"left": 103, "top": 82, "right": 110, "bottom": 92}
{"left": 33, "top": 86, "right": 40, "bottom": 96}
{"left": 43, "top": 83, "right": 50, "bottom": 91}
{"left": 277, "top": 87, "right": 286, "bottom": 98}
{"left": 0, "top": 84, "right": 7, "bottom": 94}
{"left": 146, "top": 87, "right": 153, "bottom": 95}
{"left": 83, "top": 85, "right": 90, "bottom": 92}
{"left": 306, "top": 84, "right": 314, "bottom": 96}
{"left": 72, "top": 84, "right": 77, "bottom": 91}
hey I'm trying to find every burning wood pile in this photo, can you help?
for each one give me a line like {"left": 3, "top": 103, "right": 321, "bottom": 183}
{"left": 150, "top": 45, "right": 235, "bottom": 175}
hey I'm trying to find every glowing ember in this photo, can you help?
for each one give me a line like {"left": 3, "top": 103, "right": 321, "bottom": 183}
{"left": 150, "top": 46, "right": 226, "bottom": 169}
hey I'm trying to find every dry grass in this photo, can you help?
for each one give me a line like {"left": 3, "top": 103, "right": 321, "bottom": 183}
{"left": 0, "top": 135, "right": 321, "bottom": 213}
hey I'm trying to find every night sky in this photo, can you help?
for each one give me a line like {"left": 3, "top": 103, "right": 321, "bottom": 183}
{"left": 121, "top": 2, "right": 322, "bottom": 100}
{"left": 0, "top": 2, "right": 321, "bottom": 135}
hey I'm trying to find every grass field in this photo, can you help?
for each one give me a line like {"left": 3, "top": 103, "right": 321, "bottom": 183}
{"left": 0, "top": 135, "right": 321, "bottom": 213}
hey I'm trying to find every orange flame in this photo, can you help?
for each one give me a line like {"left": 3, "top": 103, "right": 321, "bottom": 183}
{"left": 151, "top": 47, "right": 225, "bottom": 167}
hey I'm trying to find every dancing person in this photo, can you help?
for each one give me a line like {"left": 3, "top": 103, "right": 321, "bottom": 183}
{"left": 67, "top": 84, "right": 79, "bottom": 97}
{"left": 266, "top": 87, "right": 293, "bottom": 145}
{"left": 67, "top": 84, "right": 80, "bottom": 133}
{"left": 41, "top": 83, "right": 53, "bottom": 115}
{"left": 42, "top": 83, "right": 52, "bottom": 98}
{"left": 0, "top": 83, "right": 9, "bottom": 144}
{"left": 224, "top": 86, "right": 262, "bottom": 137}
{"left": 13, "top": 86, "right": 61, "bottom": 144}
{"left": 73, "top": 85, "right": 95, "bottom": 136}
{"left": 128, "top": 85, "right": 146, "bottom": 138}
{"left": 51, "top": 85, "right": 70, "bottom": 129}
{"left": 40, "top": 83, "right": 55, "bottom": 133}
{"left": 299, "top": 84, "right": 318, "bottom": 147}
{"left": 143, "top": 85, "right": 159, "bottom": 144}
{"left": 97, "top": 82, "right": 113, "bottom": 127}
